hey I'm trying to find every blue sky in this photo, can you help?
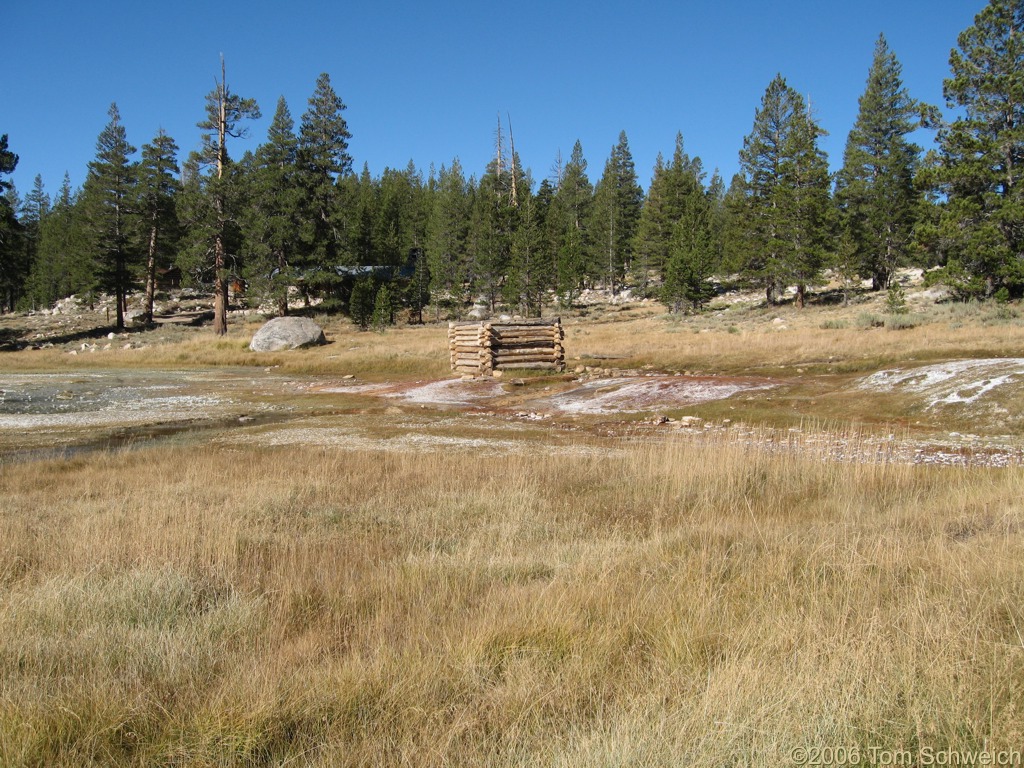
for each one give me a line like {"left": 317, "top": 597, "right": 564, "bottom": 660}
{"left": 6, "top": 0, "right": 985, "bottom": 199}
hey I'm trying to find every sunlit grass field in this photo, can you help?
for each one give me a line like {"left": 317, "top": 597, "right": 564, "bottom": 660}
{"left": 2, "top": 291, "right": 1024, "bottom": 765}
{"left": 1, "top": 434, "right": 1022, "bottom": 765}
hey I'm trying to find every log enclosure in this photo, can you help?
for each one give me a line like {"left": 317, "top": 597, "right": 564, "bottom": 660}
{"left": 448, "top": 318, "right": 565, "bottom": 376}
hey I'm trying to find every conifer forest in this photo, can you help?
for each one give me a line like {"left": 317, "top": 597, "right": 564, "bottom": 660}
{"left": 0, "top": 0, "right": 1021, "bottom": 331}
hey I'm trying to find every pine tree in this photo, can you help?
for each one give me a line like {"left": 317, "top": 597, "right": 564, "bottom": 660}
{"left": 27, "top": 174, "right": 90, "bottom": 308}
{"left": 371, "top": 282, "right": 394, "bottom": 331}
{"left": 407, "top": 245, "right": 431, "bottom": 324}
{"left": 471, "top": 136, "right": 521, "bottom": 312}
{"left": 136, "top": 130, "right": 180, "bottom": 321}
{"left": 660, "top": 152, "right": 720, "bottom": 312}
{"left": 554, "top": 141, "right": 592, "bottom": 305}
{"left": 589, "top": 131, "right": 643, "bottom": 294}
{"left": 349, "top": 277, "right": 375, "bottom": 330}
{"left": 932, "top": 0, "right": 1024, "bottom": 295}
{"left": 836, "top": 35, "right": 923, "bottom": 291}
{"left": 505, "top": 174, "right": 551, "bottom": 316}
{"left": 736, "top": 75, "right": 833, "bottom": 306}
{"left": 781, "top": 100, "right": 834, "bottom": 307}
{"left": 82, "top": 103, "right": 138, "bottom": 329}
{"left": 347, "top": 164, "right": 376, "bottom": 267}
{"left": 375, "top": 164, "right": 423, "bottom": 268}
{"left": 242, "top": 97, "right": 301, "bottom": 316}
{"left": 634, "top": 134, "right": 708, "bottom": 295}
{"left": 183, "top": 57, "right": 260, "bottom": 334}
{"left": 632, "top": 152, "right": 669, "bottom": 293}
{"left": 0, "top": 135, "right": 21, "bottom": 312}
{"left": 14, "top": 175, "right": 49, "bottom": 310}
{"left": 296, "top": 72, "right": 352, "bottom": 303}
{"left": 426, "top": 160, "right": 471, "bottom": 317}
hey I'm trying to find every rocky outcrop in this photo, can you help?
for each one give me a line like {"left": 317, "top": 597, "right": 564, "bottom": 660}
{"left": 249, "top": 317, "right": 326, "bottom": 352}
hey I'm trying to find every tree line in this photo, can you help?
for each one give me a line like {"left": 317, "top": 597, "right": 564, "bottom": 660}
{"left": 0, "top": 0, "right": 1021, "bottom": 332}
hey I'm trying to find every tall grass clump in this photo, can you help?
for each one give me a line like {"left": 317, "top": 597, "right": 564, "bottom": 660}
{"left": 1, "top": 436, "right": 1022, "bottom": 765}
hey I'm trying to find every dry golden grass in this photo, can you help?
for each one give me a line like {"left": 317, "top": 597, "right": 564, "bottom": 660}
{"left": 5, "top": 290, "right": 1024, "bottom": 381}
{"left": 2, "top": 437, "right": 1022, "bottom": 765}
{"left": 567, "top": 300, "right": 1024, "bottom": 376}
{"left": 0, "top": 314, "right": 452, "bottom": 379}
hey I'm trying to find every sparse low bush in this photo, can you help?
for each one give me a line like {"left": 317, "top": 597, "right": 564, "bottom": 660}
{"left": 856, "top": 311, "right": 885, "bottom": 328}
{"left": 885, "top": 313, "right": 920, "bottom": 330}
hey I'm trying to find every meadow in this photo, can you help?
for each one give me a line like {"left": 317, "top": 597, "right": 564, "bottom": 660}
{"left": 1, "top": 286, "right": 1024, "bottom": 765}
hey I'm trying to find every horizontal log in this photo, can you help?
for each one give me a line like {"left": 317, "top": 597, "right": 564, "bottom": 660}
{"left": 494, "top": 343, "right": 554, "bottom": 350}
{"left": 492, "top": 321, "right": 560, "bottom": 328}
{"left": 491, "top": 348, "right": 557, "bottom": 356}
{"left": 493, "top": 356, "right": 559, "bottom": 365}
{"left": 494, "top": 361, "right": 562, "bottom": 370}
{"left": 492, "top": 328, "right": 558, "bottom": 336}
{"left": 493, "top": 328, "right": 558, "bottom": 334}
{"left": 450, "top": 344, "right": 488, "bottom": 352}
{"left": 493, "top": 351, "right": 558, "bottom": 359}
{"left": 493, "top": 345, "right": 556, "bottom": 353}
{"left": 493, "top": 334, "right": 556, "bottom": 343}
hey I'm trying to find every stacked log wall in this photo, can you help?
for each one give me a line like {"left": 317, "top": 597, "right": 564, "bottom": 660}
{"left": 448, "top": 318, "right": 564, "bottom": 376}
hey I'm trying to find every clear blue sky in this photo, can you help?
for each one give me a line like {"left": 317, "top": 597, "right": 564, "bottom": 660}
{"left": 5, "top": 0, "right": 985, "bottom": 199}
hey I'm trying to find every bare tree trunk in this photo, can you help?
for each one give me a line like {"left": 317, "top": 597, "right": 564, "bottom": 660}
{"left": 277, "top": 250, "right": 288, "bottom": 317}
{"left": 213, "top": 223, "right": 228, "bottom": 335}
{"left": 213, "top": 56, "right": 229, "bottom": 336}
{"left": 145, "top": 222, "right": 157, "bottom": 322}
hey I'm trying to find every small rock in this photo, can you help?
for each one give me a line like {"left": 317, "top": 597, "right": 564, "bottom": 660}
{"left": 107, "top": 332, "right": 116, "bottom": 340}
{"left": 342, "top": 374, "right": 355, "bottom": 380}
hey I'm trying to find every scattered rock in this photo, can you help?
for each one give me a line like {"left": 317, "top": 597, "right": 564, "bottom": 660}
{"left": 249, "top": 317, "right": 327, "bottom": 352}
